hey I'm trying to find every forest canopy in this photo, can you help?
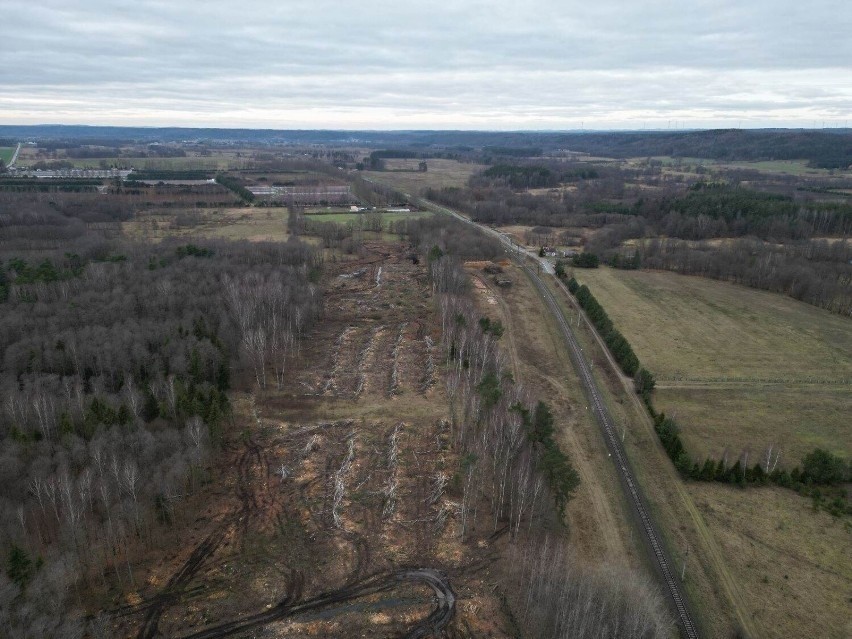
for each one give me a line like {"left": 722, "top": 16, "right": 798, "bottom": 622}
{"left": 0, "top": 193, "right": 322, "bottom": 636}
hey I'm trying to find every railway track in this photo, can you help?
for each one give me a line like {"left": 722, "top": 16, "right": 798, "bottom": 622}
{"left": 523, "top": 264, "right": 699, "bottom": 639}
{"left": 422, "top": 197, "right": 700, "bottom": 638}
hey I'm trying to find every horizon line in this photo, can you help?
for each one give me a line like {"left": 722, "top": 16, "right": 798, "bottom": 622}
{"left": 1, "top": 123, "right": 850, "bottom": 134}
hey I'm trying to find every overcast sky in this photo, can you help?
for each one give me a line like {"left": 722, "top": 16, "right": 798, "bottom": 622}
{"left": 1, "top": 0, "right": 850, "bottom": 129}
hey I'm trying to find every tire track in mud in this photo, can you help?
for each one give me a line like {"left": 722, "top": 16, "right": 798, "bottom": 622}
{"left": 175, "top": 568, "right": 455, "bottom": 639}
{"left": 136, "top": 427, "right": 282, "bottom": 638}
{"left": 135, "top": 530, "right": 228, "bottom": 639}
{"left": 134, "top": 250, "right": 455, "bottom": 638}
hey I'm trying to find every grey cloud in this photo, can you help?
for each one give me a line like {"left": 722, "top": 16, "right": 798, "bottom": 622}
{"left": 0, "top": 0, "right": 849, "bottom": 128}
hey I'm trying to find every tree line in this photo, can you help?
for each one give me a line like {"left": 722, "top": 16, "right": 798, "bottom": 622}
{"left": 428, "top": 249, "right": 581, "bottom": 545}
{"left": 429, "top": 179, "right": 852, "bottom": 243}
{"left": 423, "top": 163, "right": 852, "bottom": 314}
{"left": 564, "top": 278, "right": 639, "bottom": 376}
{"left": 482, "top": 163, "right": 601, "bottom": 190}
{"left": 503, "top": 535, "right": 671, "bottom": 638}
{"left": 638, "top": 238, "right": 852, "bottom": 315}
{"left": 214, "top": 174, "right": 255, "bottom": 202}
{"left": 390, "top": 214, "right": 505, "bottom": 261}
{"left": 7, "top": 127, "right": 849, "bottom": 168}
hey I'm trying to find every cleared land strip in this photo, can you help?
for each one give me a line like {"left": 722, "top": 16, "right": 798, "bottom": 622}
{"left": 523, "top": 263, "right": 699, "bottom": 639}
{"left": 422, "top": 196, "right": 700, "bottom": 638}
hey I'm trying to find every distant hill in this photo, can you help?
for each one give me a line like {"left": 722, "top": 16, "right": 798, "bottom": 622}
{"left": 0, "top": 126, "right": 849, "bottom": 167}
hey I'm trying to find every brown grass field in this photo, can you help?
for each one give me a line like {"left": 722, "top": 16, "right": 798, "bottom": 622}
{"left": 124, "top": 206, "right": 292, "bottom": 242}
{"left": 571, "top": 267, "right": 852, "bottom": 462}
{"left": 560, "top": 266, "right": 852, "bottom": 638}
{"left": 687, "top": 482, "right": 852, "bottom": 639}
{"left": 655, "top": 385, "right": 850, "bottom": 462}
{"left": 363, "top": 158, "right": 483, "bottom": 194}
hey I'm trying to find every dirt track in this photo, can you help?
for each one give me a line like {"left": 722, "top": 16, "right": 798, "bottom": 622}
{"left": 176, "top": 568, "right": 455, "bottom": 639}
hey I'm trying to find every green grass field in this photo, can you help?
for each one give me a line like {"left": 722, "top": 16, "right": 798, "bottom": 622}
{"left": 0, "top": 147, "right": 15, "bottom": 165}
{"left": 572, "top": 267, "right": 852, "bottom": 463}
{"left": 717, "top": 159, "right": 850, "bottom": 177}
{"left": 636, "top": 156, "right": 850, "bottom": 178}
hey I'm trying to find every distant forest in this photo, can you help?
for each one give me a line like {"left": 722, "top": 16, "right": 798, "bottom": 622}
{"left": 2, "top": 127, "right": 851, "bottom": 167}
{"left": 425, "top": 156, "right": 852, "bottom": 314}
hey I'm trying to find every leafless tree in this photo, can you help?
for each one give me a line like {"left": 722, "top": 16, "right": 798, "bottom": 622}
{"left": 506, "top": 537, "right": 672, "bottom": 639}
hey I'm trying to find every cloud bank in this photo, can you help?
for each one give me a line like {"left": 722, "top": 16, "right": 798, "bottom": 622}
{"left": 1, "top": 0, "right": 850, "bottom": 129}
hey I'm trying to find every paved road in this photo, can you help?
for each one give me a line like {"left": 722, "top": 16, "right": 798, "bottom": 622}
{"left": 423, "top": 197, "right": 700, "bottom": 639}
{"left": 6, "top": 142, "right": 21, "bottom": 168}
{"left": 414, "top": 196, "right": 554, "bottom": 273}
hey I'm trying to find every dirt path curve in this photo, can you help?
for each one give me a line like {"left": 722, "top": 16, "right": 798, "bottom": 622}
{"left": 135, "top": 529, "right": 227, "bottom": 639}
{"left": 174, "top": 568, "right": 455, "bottom": 639}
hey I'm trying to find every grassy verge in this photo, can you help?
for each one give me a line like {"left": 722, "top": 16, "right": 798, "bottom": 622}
{"left": 469, "top": 264, "right": 643, "bottom": 569}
